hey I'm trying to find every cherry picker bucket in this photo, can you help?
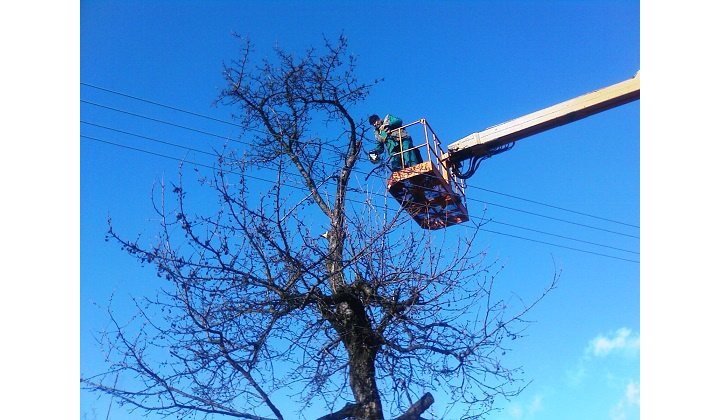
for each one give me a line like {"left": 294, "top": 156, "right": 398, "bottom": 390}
{"left": 384, "top": 119, "right": 469, "bottom": 230}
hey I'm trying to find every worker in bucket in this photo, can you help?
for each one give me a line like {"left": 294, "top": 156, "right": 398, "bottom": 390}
{"left": 368, "top": 114, "right": 422, "bottom": 171}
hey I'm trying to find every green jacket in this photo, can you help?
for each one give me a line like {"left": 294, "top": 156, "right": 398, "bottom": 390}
{"left": 371, "top": 114, "right": 422, "bottom": 171}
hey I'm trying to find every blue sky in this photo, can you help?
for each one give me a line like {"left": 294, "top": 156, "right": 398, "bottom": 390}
{"left": 78, "top": 1, "right": 641, "bottom": 419}
{"left": 10, "top": 1, "right": 720, "bottom": 419}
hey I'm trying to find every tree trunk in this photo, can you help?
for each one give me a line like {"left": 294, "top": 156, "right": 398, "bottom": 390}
{"left": 326, "top": 278, "right": 384, "bottom": 418}
{"left": 347, "top": 340, "right": 383, "bottom": 419}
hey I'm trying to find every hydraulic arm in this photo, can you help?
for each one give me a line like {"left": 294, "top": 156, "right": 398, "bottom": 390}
{"left": 444, "top": 71, "right": 640, "bottom": 177}
{"left": 386, "top": 71, "right": 639, "bottom": 229}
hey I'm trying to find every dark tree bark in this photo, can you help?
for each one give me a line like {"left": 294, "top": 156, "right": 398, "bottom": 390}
{"left": 82, "top": 34, "right": 557, "bottom": 420}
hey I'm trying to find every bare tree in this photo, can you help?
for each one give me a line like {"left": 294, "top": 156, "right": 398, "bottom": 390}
{"left": 82, "top": 34, "right": 557, "bottom": 420}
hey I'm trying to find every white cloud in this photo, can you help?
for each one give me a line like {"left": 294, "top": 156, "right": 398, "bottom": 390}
{"left": 610, "top": 401, "right": 628, "bottom": 420}
{"left": 567, "top": 328, "right": 640, "bottom": 386}
{"left": 507, "top": 404, "right": 523, "bottom": 419}
{"left": 527, "top": 394, "right": 543, "bottom": 415}
{"left": 506, "top": 394, "right": 543, "bottom": 418}
{"left": 588, "top": 328, "right": 640, "bottom": 357}
{"left": 610, "top": 379, "right": 640, "bottom": 420}
{"left": 625, "top": 379, "right": 640, "bottom": 406}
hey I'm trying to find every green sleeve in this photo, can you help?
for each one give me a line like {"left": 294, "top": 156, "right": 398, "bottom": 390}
{"left": 371, "top": 130, "right": 387, "bottom": 154}
{"left": 384, "top": 114, "right": 403, "bottom": 130}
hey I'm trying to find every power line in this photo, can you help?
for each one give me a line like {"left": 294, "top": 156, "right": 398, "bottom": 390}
{"left": 476, "top": 226, "right": 639, "bottom": 263}
{"left": 82, "top": 99, "right": 638, "bottom": 240}
{"left": 82, "top": 113, "right": 637, "bottom": 238}
{"left": 82, "top": 134, "right": 639, "bottom": 263}
{"left": 486, "top": 220, "right": 638, "bottom": 255}
{"left": 466, "top": 197, "right": 639, "bottom": 239}
{"left": 468, "top": 185, "right": 639, "bottom": 229}
{"left": 81, "top": 134, "right": 297, "bottom": 188}
{"left": 81, "top": 100, "right": 236, "bottom": 142}
{"left": 81, "top": 81, "right": 638, "bottom": 231}
{"left": 81, "top": 121, "right": 218, "bottom": 157}
{"left": 81, "top": 82, "right": 247, "bottom": 130}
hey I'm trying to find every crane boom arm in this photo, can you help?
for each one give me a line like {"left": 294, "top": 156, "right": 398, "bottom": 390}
{"left": 446, "top": 71, "right": 640, "bottom": 164}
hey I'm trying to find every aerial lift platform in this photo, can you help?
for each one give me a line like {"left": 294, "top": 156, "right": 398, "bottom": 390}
{"left": 384, "top": 71, "right": 640, "bottom": 229}
{"left": 383, "top": 119, "right": 469, "bottom": 230}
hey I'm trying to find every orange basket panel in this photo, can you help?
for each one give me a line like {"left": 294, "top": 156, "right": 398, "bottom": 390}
{"left": 387, "top": 162, "right": 469, "bottom": 230}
